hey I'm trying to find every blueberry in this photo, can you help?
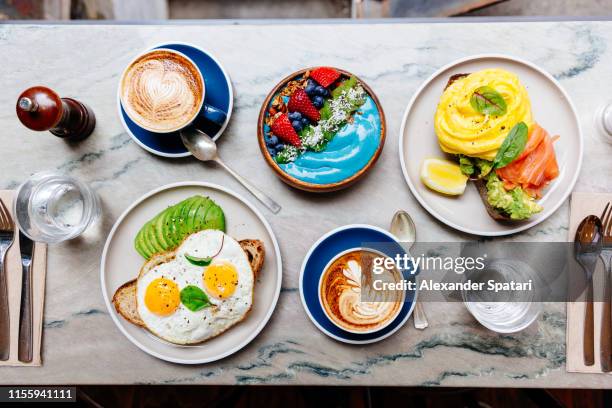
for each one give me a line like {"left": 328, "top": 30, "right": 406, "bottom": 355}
{"left": 288, "top": 111, "right": 302, "bottom": 121}
{"left": 267, "top": 147, "right": 276, "bottom": 156}
{"left": 301, "top": 117, "right": 309, "bottom": 126}
{"left": 292, "top": 120, "right": 303, "bottom": 132}
{"left": 305, "top": 80, "right": 316, "bottom": 96}
{"left": 275, "top": 144, "right": 286, "bottom": 153}
{"left": 313, "top": 96, "right": 324, "bottom": 108}
{"left": 315, "top": 85, "right": 327, "bottom": 96}
{"left": 267, "top": 135, "right": 279, "bottom": 146}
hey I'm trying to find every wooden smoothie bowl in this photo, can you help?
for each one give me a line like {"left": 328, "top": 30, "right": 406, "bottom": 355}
{"left": 257, "top": 67, "right": 386, "bottom": 193}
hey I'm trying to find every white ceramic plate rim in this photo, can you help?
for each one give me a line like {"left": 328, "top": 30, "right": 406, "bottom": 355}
{"left": 100, "top": 181, "right": 282, "bottom": 364}
{"left": 116, "top": 41, "right": 234, "bottom": 158}
{"left": 299, "top": 224, "right": 416, "bottom": 345}
{"left": 398, "top": 53, "right": 583, "bottom": 236}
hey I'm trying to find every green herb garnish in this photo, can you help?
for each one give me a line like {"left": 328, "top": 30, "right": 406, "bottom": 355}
{"left": 180, "top": 285, "right": 211, "bottom": 312}
{"left": 470, "top": 86, "right": 507, "bottom": 116}
{"left": 185, "top": 254, "right": 213, "bottom": 266}
{"left": 493, "top": 122, "right": 528, "bottom": 169}
{"left": 184, "top": 235, "right": 225, "bottom": 266}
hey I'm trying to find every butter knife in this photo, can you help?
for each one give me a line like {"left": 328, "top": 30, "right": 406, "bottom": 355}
{"left": 17, "top": 231, "right": 33, "bottom": 363}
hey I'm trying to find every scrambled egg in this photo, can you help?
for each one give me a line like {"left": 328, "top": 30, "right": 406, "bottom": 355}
{"left": 434, "top": 68, "right": 532, "bottom": 160}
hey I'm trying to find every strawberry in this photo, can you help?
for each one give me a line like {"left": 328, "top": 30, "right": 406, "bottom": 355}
{"left": 271, "top": 113, "right": 302, "bottom": 147}
{"left": 310, "top": 67, "right": 340, "bottom": 88}
{"left": 288, "top": 89, "right": 320, "bottom": 122}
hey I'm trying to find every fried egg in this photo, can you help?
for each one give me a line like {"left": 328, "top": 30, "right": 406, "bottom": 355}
{"left": 136, "top": 230, "right": 254, "bottom": 344}
{"left": 434, "top": 68, "right": 533, "bottom": 160}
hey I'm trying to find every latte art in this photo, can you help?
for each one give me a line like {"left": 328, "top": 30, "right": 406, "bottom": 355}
{"left": 121, "top": 50, "right": 204, "bottom": 133}
{"left": 320, "top": 250, "right": 403, "bottom": 333}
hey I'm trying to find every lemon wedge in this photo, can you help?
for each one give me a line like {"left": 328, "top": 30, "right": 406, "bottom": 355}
{"left": 420, "top": 158, "right": 468, "bottom": 196}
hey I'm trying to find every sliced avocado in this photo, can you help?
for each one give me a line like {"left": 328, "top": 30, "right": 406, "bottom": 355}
{"left": 167, "top": 202, "right": 183, "bottom": 246}
{"left": 174, "top": 199, "right": 190, "bottom": 244}
{"left": 186, "top": 197, "right": 204, "bottom": 233}
{"left": 154, "top": 212, "right": 170, "bottom": 251}
{"left": 146, "top": 216, "right": 164, "bottom": 255}
{"left": 133, "top": 195, "right": 227, "bottom": 260}
{"left": 203, "top": 204, "right": 226, "bottom": 231}
{"left": 140, "top": 221, "right": 156, "bottom": 258}
{"left": 194, "top": 197, "right": 214, "bottom": 231}
{"left": 134, "top": 228, "right": 149, "bottom": 259}
{"left": 180, "top": 197, "right": 199, "bottom": 237}
{"left": 160, "top": 205, "right": 177, "bottom": 247}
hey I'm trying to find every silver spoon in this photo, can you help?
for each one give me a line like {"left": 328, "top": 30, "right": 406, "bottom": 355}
{"left": 390, "top": 210, "right": 429, "bottom": 330}
{"left": 181, "top": 128, "right": 281, "bottom": 214}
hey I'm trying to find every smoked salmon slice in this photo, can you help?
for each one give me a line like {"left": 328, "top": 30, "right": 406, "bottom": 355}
{"left": 496, "top": 124, "right": 559, "bottom": 198}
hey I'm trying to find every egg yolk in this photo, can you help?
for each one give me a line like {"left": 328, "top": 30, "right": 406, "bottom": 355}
{"left": 203, "top": 261, "right": 238, "bottom": 299}
{"left": 144, "top": 278, "right": 180, "bottom": 316}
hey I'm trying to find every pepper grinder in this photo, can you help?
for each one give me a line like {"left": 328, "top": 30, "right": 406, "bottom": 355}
{"left": 16, "top": 86, "right": 95, "bottom": 141}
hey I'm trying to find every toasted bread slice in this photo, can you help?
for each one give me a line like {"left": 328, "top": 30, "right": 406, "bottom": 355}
{"left": 112, "top": 279, "right": 145, "bottom": 327}
{"left": 113, "top": 239, "right": 265, "bottom": 327}
{"left": 239, "top": 239, "right": 265, "bottom": 278}
{"left": 443, "top": 72, "right": 517, "bottom": 223}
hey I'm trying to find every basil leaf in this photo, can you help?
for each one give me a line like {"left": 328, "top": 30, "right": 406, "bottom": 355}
{"left": 470, "top": 86, "right": 507, "bottom": 116}
{"left": 493, "top": 122, "right": 528, "bottom": 169}
{"left": 180, "top": 285, "right": 211, "bottom": 312}
{"left": 185, "top": 254, "right": 212, "bottom": 266}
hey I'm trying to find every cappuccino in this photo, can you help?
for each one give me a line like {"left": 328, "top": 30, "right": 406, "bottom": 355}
{"left": 319, "top": 249, "right": 404, "bottom": 333}
{"left": 120, "top": 49, "right": 204, "bottom": 133}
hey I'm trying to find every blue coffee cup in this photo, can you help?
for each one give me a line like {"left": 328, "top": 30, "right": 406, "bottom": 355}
{"left": 119, "top": 48, "right": 226, "bottom": 134}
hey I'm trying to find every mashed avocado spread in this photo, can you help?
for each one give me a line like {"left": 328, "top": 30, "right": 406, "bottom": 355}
{"left": 485, "top": 172, "right": 542, "bottom": 220}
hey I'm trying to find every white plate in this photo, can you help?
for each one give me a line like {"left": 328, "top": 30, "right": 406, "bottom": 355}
{"left": 399, "top": 54, "right": 583, "bottom": 236}
{"left": 100, "top": 182, "right": 282, "bottom": 364}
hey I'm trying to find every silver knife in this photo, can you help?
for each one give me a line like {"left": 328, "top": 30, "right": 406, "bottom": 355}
{"left": 18, "top": 231, "right": 34, "bottom": 363}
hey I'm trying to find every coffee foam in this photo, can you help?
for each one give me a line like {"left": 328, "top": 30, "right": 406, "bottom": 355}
{"left": 121, "top": 50, "right": 203, "bottom": 132}
{"left": 320, "top": 250, "right": 403, "bottom": 333}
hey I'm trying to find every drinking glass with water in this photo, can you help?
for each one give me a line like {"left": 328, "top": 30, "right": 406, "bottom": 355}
{"left": 14, "top": 172, "right": 100, "bottom": 243}
{"left": 461, "top": 259, "right": 541, "bottom": 333}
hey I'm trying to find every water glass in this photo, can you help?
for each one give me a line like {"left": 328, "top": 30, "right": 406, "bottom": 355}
{"left": 462, "top": 259, "right": 541, "bottom": 333}
{"left": 14, "top": 172, "right": 100, "bottom": 243}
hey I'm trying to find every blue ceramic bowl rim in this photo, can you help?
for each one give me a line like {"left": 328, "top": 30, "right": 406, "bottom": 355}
{"left": 116, "top": 41, "right": 234, "bottom": 158}
{"left": 299, "top": 224, "right": 417, "bottom": 344}
{"left": 257, "top": 68, "right": 386, "bottom": 192}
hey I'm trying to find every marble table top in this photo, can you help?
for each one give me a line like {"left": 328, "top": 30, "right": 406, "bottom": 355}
{"left": 0, "top": 19, "right": 611, "bottom": 387}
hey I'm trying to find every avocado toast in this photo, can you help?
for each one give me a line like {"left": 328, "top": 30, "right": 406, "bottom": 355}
{"left": 116, "top": 195, "right": 266, "bottom": 338}
{"left": 114, "top": 239, "right": 265, "bottom": 328}
{"left": 426, "top": 71, "right": 560, "bottom": 222}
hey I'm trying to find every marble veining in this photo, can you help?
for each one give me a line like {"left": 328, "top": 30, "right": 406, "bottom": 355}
{"left": 0, "top": 20, "right": 611, "bottom": 387}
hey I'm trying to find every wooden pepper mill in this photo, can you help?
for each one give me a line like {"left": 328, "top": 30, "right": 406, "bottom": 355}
{"left": 16, "top": 86, "right": 95, "bottom": 141}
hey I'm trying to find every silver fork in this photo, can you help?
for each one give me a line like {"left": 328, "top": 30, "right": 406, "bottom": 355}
{"left": 600, "top": 203, "right": 612, "bottom": 372}
{"left": 0, "top": 199, "right": 15, "bottom": 361}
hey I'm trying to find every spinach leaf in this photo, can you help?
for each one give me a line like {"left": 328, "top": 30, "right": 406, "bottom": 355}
{"left": 493, "top": 122, "right": 528, "bottom": 169}
{"left": 470, "top": 86, "right": 507, "bottom": 116}
{"left": 180, "top": 285, "right": 211, "bottom": 312}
